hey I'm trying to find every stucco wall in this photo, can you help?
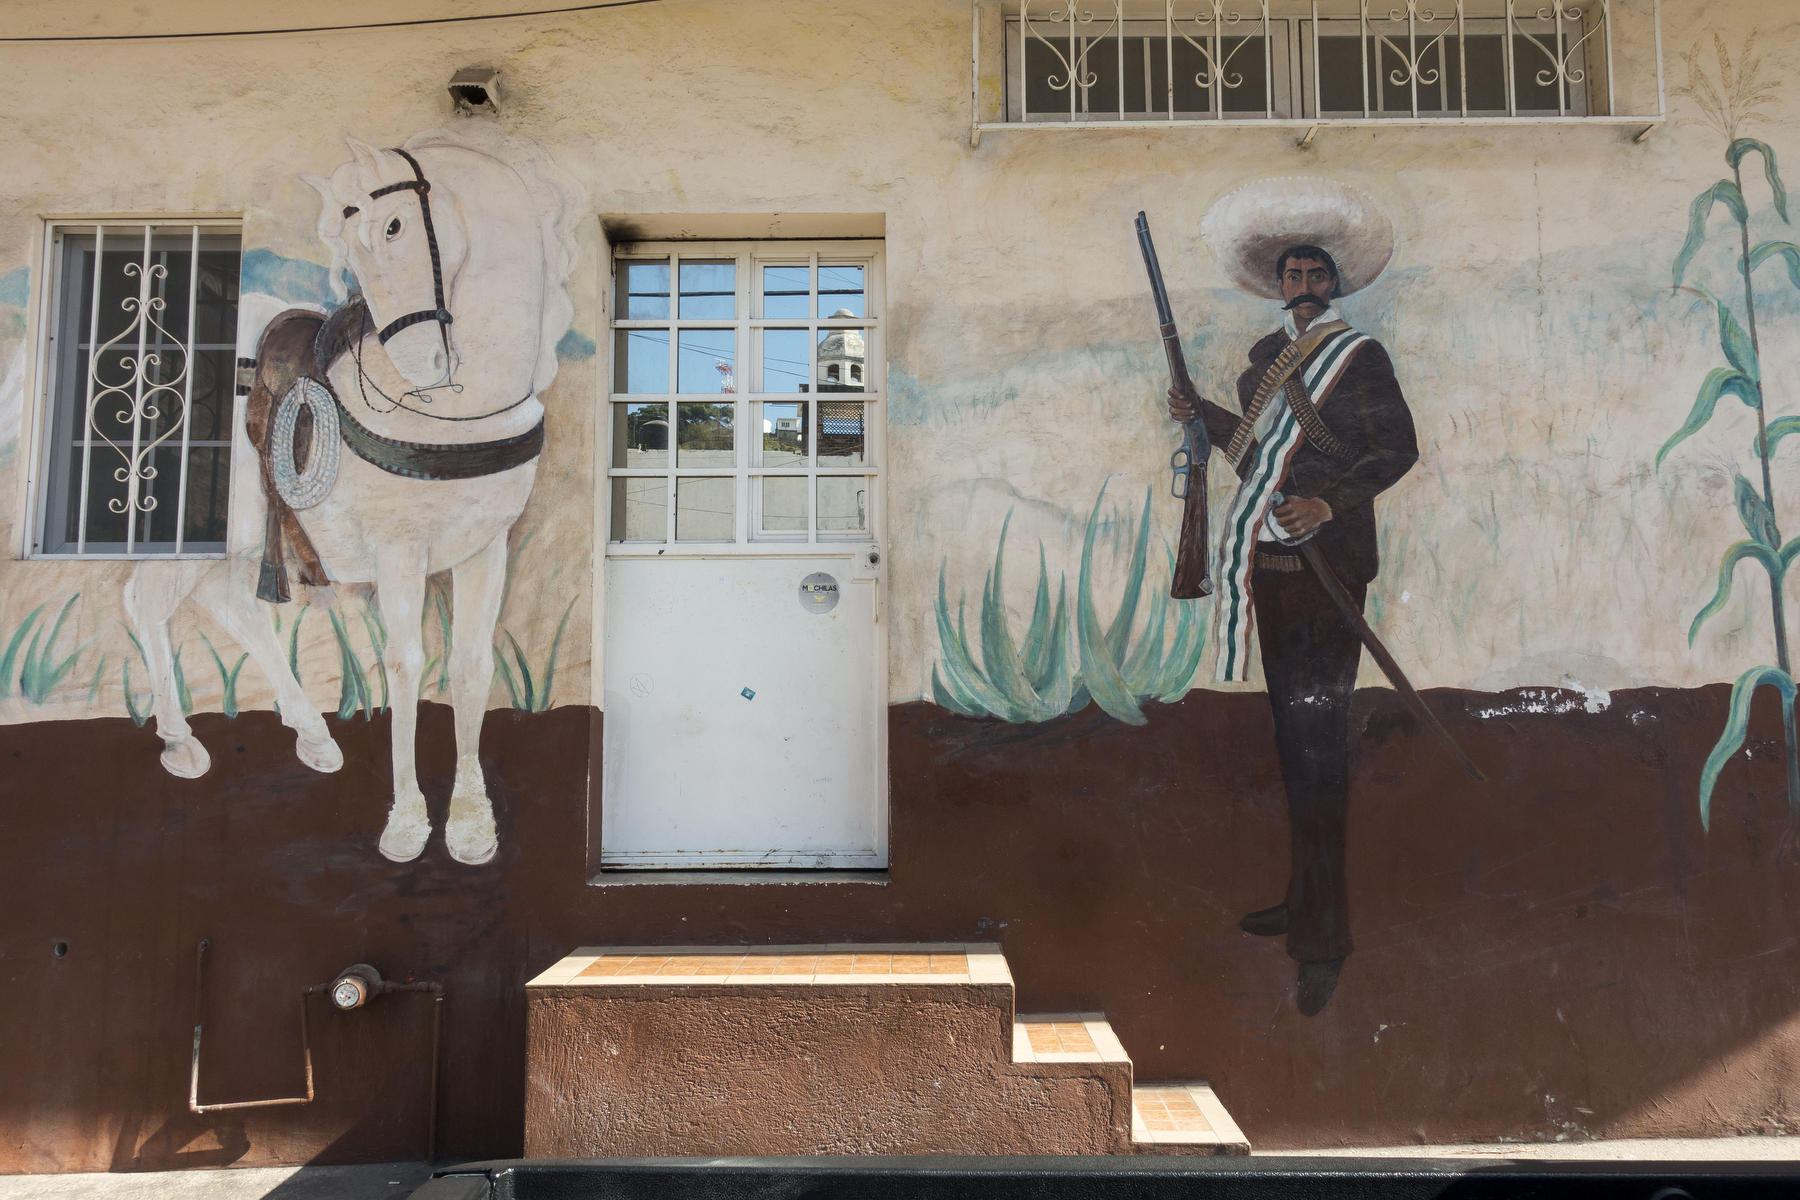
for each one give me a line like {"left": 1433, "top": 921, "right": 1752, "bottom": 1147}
{"left": 0, "top": 1, "right": 1785, "bottom": 723}
{"left": 5, "top": 0, "right": 1800, "bottom": 1170}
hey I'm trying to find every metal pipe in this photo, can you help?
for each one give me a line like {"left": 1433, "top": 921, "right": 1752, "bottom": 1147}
{"left": 189, "top": 938, "right": 315, "bottom": 1114}
{"left": 187, "top": 940, "right": 447, "bottom": 1163}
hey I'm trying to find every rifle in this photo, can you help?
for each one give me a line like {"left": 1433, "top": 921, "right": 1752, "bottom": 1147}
{"left": 1135, "top": 212, "right": 1213, "bottom": 599}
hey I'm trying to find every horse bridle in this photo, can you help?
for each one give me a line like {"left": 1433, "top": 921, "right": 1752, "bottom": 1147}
{"left": 361, "top": 147, "right": 453, "bottom": 350}
{"left": 340, "top": 147, "right": 533, "bottom": 424}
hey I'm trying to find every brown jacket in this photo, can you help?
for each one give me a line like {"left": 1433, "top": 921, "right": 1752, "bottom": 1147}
{"left": 1198, "top": 329, "right": 1419, "bottom": 586}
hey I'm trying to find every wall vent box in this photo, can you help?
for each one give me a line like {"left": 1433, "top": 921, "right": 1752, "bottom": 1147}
{"left": 450, "top": 68, "right": 501, "bottom": 115}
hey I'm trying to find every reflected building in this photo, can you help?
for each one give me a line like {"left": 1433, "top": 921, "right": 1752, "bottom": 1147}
{"left": 816, "top": 309, "right": 866, "bottom": 393}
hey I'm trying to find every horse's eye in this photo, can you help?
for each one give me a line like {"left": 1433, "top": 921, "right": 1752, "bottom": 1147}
{"left": 385, "top": 217, "right": 402, "bottom": 241}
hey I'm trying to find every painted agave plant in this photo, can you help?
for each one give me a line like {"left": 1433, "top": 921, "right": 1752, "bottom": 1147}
{"left": 932, "top": 481, "right": 1208, "bottom": 726}
{"left": 1659, "top": 33, "right": 1800, "bottom": 836}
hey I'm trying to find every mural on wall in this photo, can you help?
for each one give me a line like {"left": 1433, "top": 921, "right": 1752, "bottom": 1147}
{"left": 929, "top": 177, "right": 1442, "bottom": 1016}
{"left": 1168, "top": 177, "right": 1423, "bottom": 1016}
{"left": 1658, "top": 32, "right": 1800, "bottom": 852}
{"left": 122, "top": 129, "right": 584, "bottom": 866}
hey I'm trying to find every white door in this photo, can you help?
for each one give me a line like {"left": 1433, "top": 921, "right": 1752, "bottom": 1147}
{"left": 599, "top": 242, "right": 887, "bottom": 869}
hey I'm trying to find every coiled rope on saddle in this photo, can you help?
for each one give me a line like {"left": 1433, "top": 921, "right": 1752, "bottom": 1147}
{"left": 245, "top": 300, "right": 544, "bottom": 603}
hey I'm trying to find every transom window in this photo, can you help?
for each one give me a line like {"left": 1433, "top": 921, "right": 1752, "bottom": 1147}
{"left": 607, "top": 241, "right": 882, "bottom": 550}
{"left": 35, "top": 222, "right": 240, "bottom": 557}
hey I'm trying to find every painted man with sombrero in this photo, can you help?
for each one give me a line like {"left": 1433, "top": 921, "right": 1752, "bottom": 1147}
{"left": 1166, "top": 177, "right": 1419, "bottom": 1016}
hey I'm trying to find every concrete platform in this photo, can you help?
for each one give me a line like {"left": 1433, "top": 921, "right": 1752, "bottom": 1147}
{"left": 0, "top": 1162, "right": 431, "bottom": 1199}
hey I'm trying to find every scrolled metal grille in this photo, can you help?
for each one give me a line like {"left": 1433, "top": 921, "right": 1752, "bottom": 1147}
{"left": 42, "top": 223, "right": 239, "bottom": 557}
{"left": 998, "top": 0, "right": 1653, "bottom": 125}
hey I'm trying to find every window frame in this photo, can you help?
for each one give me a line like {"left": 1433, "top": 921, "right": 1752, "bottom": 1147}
{"left": 984, "top": 0, "right": 1644, "bottom": 135}
{"left": 26, "top": 217, "right": 243, "bottom": 561}
{"left": 604, "top": 238, "right": 884, "bottom": 558}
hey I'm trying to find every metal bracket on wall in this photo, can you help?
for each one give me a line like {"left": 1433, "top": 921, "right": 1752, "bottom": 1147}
{"left": 187, "top": 939, "right": 447, "bottom": 1161}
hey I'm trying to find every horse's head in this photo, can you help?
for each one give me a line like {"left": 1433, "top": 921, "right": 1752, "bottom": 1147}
{"left": 305, "top": 139, "right": 470, "bottom": 388}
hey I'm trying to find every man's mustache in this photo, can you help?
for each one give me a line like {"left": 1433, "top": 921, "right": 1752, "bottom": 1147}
{"left": 1282, "top": 294, "right": 1328, "bottom": 311}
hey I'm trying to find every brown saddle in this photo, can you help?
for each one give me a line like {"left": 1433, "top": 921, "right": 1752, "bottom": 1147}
{"left": 244, "top": 301, "right": 373, "bottom": 603}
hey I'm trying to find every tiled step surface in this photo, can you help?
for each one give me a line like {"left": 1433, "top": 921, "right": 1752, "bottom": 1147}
{"left": 1013, "top": 1014, "right": 1129, "bottom": 1065}
{"left": 1131, "top": 1084, "right": 1251, "bottom": 1155}
{"left": 547, "top": 944, "right": 998, "bottom": 985}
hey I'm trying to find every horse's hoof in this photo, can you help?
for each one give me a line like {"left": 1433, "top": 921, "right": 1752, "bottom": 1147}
{"left": 378, "top": 796, "right": 431, "bottom": 863}
{"left": 159, "top": 737, "right": 211, "bottom": 780}
{"left": 296, "top": 732, "right": 343, "bottom": 774}
{"left": 445, "top": 797, "right": 498, "bottom": 866}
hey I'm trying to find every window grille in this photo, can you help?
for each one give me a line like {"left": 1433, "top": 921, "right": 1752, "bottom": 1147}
{"left": 35, "top": 223, "right": 241, "bottom": 557}
{"left": 972, "top": 0, "right": 1665, "bottom": 141}
{"left": 606, "top": 241, "right": 882, "bottom": 552}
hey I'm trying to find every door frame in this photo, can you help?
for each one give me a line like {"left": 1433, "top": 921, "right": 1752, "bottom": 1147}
{"left": 590, "top": 231, "right": 890, "bottom": 872}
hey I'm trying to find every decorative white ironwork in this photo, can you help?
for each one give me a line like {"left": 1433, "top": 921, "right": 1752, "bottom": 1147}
{"left": 79, "top": 227, "right": 200, "bottom": 553}
{"left": 982, "top": 0, "right": 1662, "bottom": 137}
{"left": 1513, "top": 0, "right": 1607, "bottom": 89}
{"left": 1367, "top": 2, "right": 1455, "bottom": 88}
{"left": 1175, "top": 0, "right": 1272, "bottom": 112}
{"left": 46, "top": 223, "right": 235, "bottom": 557}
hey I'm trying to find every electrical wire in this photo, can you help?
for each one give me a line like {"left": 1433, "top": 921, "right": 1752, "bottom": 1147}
{"left": 0, "top": 0, "right": 663, "bottom": 43}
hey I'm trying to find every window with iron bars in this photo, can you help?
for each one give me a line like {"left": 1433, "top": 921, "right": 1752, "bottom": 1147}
{"left": 984, "top": 0, "right": 1664, "bottom": 130}
{"left": 34, "top": 222, "right": 241, "bottom": 557}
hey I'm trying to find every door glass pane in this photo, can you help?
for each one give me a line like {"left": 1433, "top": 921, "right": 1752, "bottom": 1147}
{"left": 758, "top": 476, "right": 807, "bottom": 534}
{"left": 817, "top": 476, "right": 869, "bottom": 535}
{"left": 817, "top": 265, "right": 865, "bottom": 317}
{"left": 817, "top": 402, "right": 865, "bottom": 467}
{"left": 679, "top": 259, "right": 736, "bottom": 318}
{"left": 611, "top": 477, "right": 668, "bottom": 541}
{"left": 761, "top": 328, "right": 811, "bottom": 394}
{"left": 762, "top": 265, "right": 810, "bottom": 318}
{"left": 618, "top": 260, "right": 670, "bottom": 319}
{"left": 612, "top": 402, "right": 668, "bottom": 468}
{"left": 678, "top": 328, "right": 736, "bottom": 393}
{"left": 758, "top": 401, "right": 807, "bottom": 467}
{"left": 677, "top": 402, "right": 735, "bottom": 467}
{"left": 816, "top": 328, "right": 868, "bottom": 392}
{"left": 675, "top": 476, "right": 734, "bottom": 541}
{"left": 615, "top": 328, "right": 670, "bottom": 393}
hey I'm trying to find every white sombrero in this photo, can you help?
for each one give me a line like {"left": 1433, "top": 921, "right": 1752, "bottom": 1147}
{"left": 1201, "top": 176, "right": 1394, "bottom": 300}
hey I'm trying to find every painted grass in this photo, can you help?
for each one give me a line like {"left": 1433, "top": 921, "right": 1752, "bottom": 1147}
{"left": 494, "top": 599, "right": 575, "bottom": 713}
{"left": 8, "top": 595, "right": 89, "bottom": 704}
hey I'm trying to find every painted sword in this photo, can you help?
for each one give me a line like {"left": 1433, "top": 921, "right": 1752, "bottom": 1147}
{"left": 1272, "top": 491, "right": 1486, "bottom": 783}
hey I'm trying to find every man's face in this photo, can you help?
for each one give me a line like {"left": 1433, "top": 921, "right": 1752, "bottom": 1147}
{"left": 1280, "top": 256, "right": 1335, "bottom": 315}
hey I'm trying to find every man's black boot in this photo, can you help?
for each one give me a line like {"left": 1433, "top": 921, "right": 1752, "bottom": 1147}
{"left": 1238, "top": 904, "right": 1289, "bottom": 936}
{"left": 1296, "top": 957, "right": 1345, "bottom": 1017}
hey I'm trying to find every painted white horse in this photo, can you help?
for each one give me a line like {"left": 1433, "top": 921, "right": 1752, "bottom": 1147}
{"left": 124, "top": 130, "right": 583, "bottom": 864}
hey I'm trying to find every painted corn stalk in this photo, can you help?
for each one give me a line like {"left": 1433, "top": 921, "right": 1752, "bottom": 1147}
{"left": 932, "top": 481, "right": 1208, "bottom": 725}
{"left": 1659, "top": 34, "right": 1799, "bottom": 834}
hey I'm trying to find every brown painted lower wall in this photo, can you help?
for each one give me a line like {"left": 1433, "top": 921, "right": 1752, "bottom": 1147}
{"left": 3, "top": 686, "right": 1799, "bottom": 1172}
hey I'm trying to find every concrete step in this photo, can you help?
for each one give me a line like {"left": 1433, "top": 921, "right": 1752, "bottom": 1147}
{"left": 524, "top": 943, "right": 1246, "bottom": 1157}
{"left": 1130, "top": 1083, "right": 1251, "bottom": 1155}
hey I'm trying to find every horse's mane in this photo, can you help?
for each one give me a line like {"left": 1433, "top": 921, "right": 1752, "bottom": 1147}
{"left": 310, "top": 127, "right": 587, "bottom": 396}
